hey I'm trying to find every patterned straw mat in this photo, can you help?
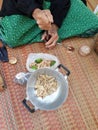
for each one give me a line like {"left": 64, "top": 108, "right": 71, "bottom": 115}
{"left": 0, "top": 36, "right": 98, "bottom": 130}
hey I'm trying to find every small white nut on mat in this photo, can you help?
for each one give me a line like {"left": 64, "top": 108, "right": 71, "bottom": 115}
{"left": 9, "top": 57, "right": 17, "bottom": 64}
{"left": 79, "top": 45, "right": 91, "bottom": 56}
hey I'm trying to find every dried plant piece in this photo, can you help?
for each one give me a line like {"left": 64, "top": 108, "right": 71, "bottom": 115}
{"left": 34, "top": 74, "right": 58, "bottom": 98}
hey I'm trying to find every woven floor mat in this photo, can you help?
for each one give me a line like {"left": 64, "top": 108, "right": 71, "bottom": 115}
{"left": 0, "top": 37, "right": 98, "bottom": 130}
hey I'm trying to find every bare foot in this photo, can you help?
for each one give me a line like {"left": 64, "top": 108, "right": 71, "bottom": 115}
{"left": 0, "top": 41, "right": 3, "bottom": 47}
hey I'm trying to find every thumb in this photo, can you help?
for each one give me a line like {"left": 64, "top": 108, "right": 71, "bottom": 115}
{"left": 41, "top": 32, "right": 47, "bottom": 40}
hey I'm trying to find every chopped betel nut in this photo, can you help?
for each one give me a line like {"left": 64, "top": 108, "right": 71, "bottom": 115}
{"left": 35, "top": 74, "right": 58, "bottom": 98}
{"left": 29, "top": 58, "right": 56, "bottom": 70}
{"left": 66, "top": 46, "right": 75, "bottom": 52}
{"left": 9, "top": 57, "right": 17, "bottom": 64}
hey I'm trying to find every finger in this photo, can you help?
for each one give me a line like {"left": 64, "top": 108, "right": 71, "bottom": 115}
{"left": 44, "top": 10, "right": 53, "bottom": 23}
{"left": 45, "top": 37, "right": 58, "bottom": 49}
{"left": 45, "top": 40, "right": 57, "bottom": 49}
{"left": 45, "top": 34, "right": 58, "bottom": 46}
{"left": 42, "top": 11, "right": 50, "bottom": 23}
{"left": 39, "top": 24, "right": 51, "bottom": 30}
{"left": 41, "top": 32, "right": 47, "bottom": 40}
{"left": 37, "top": 13, "right": 49, "bottom": 25}
{"left": 36, "top": 20, "right": 40, "bottom": 24}
{"left": 41, "top": 34, "right": 46, "bottom": 40}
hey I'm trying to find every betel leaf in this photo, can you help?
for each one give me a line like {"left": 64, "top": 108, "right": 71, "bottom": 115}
{"left": 50, "top": 60, "right": 56, "bottom": 66}
{"left": 35, "top": 58, "right": 43, "bottom": 63}
{"left": 31, "top": 65, "right": 38, "bottom": 70}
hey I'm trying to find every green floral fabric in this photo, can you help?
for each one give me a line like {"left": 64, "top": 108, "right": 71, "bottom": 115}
{"left": 0, "top": 0, "right": 98, "bottom": 47}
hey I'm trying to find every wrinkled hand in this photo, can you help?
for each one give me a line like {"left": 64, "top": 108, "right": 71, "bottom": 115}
{"left": 42, "top": 24, "right": 59, "bottom": 49}
{"left": 33, "top": 8, "right": 53, "bottom": 30}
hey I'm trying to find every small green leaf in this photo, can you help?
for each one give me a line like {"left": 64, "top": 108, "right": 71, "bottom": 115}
{"left": 31, "top": 65, "right": 38, "bottom": 70}
{"left": 35, "top": 58, "right": 43, "bottom": 63}
{"left": 50, "top": 60, "right": 56, "bottom": 66}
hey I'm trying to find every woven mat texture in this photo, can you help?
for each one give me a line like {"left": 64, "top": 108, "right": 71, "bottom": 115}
{"left": 0, "top": 37, "right": 98, "bottom": 130}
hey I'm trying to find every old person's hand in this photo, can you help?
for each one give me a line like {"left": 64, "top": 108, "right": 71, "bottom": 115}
{"left": 32, "top": 8, "right": 53, "bottom": 30}
{"left": 42, "top": 24, "right": 59, "bottom": 49}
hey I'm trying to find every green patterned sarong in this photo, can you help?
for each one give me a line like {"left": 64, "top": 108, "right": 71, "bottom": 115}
{"left": 0, "top": 0, "right": 98, "bottom": 47}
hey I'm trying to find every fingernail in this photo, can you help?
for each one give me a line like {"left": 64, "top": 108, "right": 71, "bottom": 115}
{"left": 41, "top": 37, "right": 44, "bottom": 40}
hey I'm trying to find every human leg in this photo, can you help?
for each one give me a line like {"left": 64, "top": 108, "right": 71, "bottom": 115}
{"left": 57, "top": 0, "right": 98, "bottom": 42}
{"left": 0, "top": 15, "right": 42, "bottom": 48}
